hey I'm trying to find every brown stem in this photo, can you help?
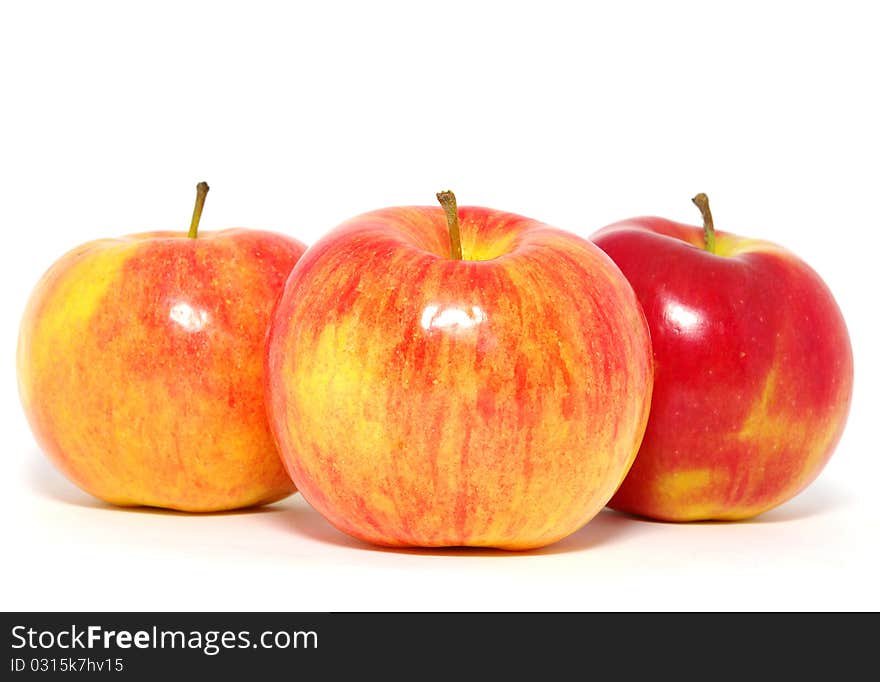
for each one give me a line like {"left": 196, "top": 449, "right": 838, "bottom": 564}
{"left": 691, "top": 192, "right": 716, "bottom": 254}
{"left": 436, "top": 190, "right": 463, "bottom": 260}
{"left": 188, "top": 182, "right": 210, "bottom": 239}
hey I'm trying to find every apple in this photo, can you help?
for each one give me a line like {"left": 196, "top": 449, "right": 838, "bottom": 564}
{"left": 266, "top": 191, "right": 653, "bottom": 549}
{"left": 591, "top": 194, "right": 853, "bottom": 521}
{"left": 17, "top": 183, "right": 307, "bottom": 511}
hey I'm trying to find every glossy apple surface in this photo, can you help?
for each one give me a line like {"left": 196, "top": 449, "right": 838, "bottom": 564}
{"left": 18, "top": 226, "right": 306, "bottom": 511}
{"left": 266, "top": 201, "right": 653, "bottom": 549}
{"left": 592, "top": 207, "right": 853, "bottom": 521}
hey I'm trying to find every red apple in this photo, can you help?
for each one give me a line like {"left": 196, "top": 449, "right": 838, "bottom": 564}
{"left": 266, "top": 191, "right": 654, "bottom": 549}
{"left": 17, "top": 183, "right": 307, "bottom": 511}
{"left": 591, "top": 194, "right": 853, "bottom": 521}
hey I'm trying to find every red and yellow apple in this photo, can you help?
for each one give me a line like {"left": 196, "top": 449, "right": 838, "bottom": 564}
{"left": 266, "top": 191, "right": 654, "bottom": 549}
{"left": 17, "top": 183, "right": 306, "bottom": 511}
{"left": 592, "top": 194, "right": 853, "bottom": 521}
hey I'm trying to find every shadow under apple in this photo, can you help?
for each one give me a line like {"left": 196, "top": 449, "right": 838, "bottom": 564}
{"left": 274, "top": 476, "right": 853, "bottom": 554}
{"left": 273, "top": 498, "right": 656, "bottom": 556}
{"left": 25, "top": 449, "right": 851, "bottom": 549}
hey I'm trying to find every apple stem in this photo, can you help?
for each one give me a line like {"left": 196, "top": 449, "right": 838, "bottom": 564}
{"left": 188, "top": 182, "right": 210, "bottom": 239}
{"left": 691, "top": 192, "right": 716, "bottom": 254}
{"left": 436, "top": 190, "right": 463, "bottom": 260}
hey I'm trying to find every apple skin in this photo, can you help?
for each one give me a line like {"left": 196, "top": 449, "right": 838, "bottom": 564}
{"left": 17, "top": 229, "right": 306, "bottom": 512}
{"left": 266, "top": 205, "right": 654, "bottom": 549}
{"left": 591, "top": 217, "right": 853, "bottom": 521}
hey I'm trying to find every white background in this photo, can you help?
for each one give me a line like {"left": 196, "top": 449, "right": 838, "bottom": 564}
{"left": 1, "top": 1, "right": 878, "bottom": 611}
